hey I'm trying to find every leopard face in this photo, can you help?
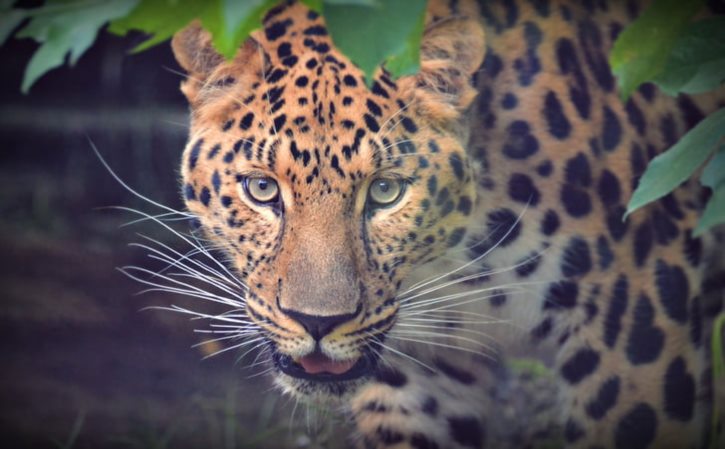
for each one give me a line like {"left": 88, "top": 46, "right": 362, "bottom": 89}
{"left": 172, "top": 2, "right": 484, "bottom": 399}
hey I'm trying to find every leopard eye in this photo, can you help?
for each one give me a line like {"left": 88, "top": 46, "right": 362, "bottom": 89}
{"left": 243, "top": 176, "right": 279, "bottom": 204}
{"left": 368, "top": 178, "right": 404, "bottom": 206}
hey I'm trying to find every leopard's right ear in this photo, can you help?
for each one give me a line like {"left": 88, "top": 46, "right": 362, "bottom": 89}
{"left": 172, "top": 21, "right": 264, "bottom": 105}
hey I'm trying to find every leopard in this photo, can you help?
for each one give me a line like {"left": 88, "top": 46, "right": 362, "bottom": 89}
{"left": 167, "top": 0, "right": 725, "bottom": 447}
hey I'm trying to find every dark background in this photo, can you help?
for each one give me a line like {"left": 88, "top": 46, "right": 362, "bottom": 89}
{"left": 0, "top": 27, "right": 329, "bottom": 449}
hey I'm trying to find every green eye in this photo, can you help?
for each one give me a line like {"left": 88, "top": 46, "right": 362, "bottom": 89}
{"left": 368, "top": 178, "right": 405, "bottom": 206}
{"left": 244, "top": 176, "right": 279, "bottom": 204}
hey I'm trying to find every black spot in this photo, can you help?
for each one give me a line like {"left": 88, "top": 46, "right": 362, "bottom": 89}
{"left": 211, "top": 170, "right": 221, "bottom": 194}
{"left": 516, "top": 252, "right": 541, "bottom": 277}
{"left": 586, "top": 376, "right": 620, "bottom": 419}
{"left": 449, "top": 154, "right": 465, "bottom": 180}
{"left": 651, "top": 209, "right": 679, "bottom": 245}
{"left": 457, "top": 196, "right": 472, "bottom": 215}
{"left": 596, "top": 235, "right": 613, "bottom": 270}
{"left": 427, "top": 175, "right": 437, "bottom": 196}
{"left": 541, "top": 209, "right": 560, "bottom": 235}
{"left": 536, "top": 160, "right": 553, "bottom": 177}
{"left": 295, "top": 76, "right": 309, "bottom": 87}
{"left": 508, "top": 173, "right": 540, "bottom": 205}
{"left": 561, "top": 184, "right": 592, "bottom": 217}
{"left": 184, "top": 184, "right": 196, "bottom": 201}
{"left": 565, "top": 152, "right": 591, "bottom": 186}
{"left": 421, "top": 396, "right": 438, "bottom": 416}
{"left": 303, "top": 24, "right": 327, "bottom": 36}
{"left": 555, "top": 37, "right": 590, "bottom": 119}
{"left": 597, "top": 170, "right": 621, "bottom": 206}
{"left": 200, "top": 187, "right": 211, "bottom": 207}
{"left": 239, "top": 112, "right": 254, "bottom": 130}
{"left": 561, "top": 348, "right": 600, "bottom": 384}
{"left": 543, "top": 281, "right": 578, "bottom": 310}
{"left": 447, "top": 416, "right": 484, "bottom": 448}
{"left": 564, "top": 419, "right": 585, "bottom": 443}
{"left": 660, "top": 114, "right": 678, "bottom": 147}
{"left": 343, "top": 74, "right": 357, "bottom": 87}
{"left": 604, "top": 275, "right": 628, "bottom": 348}
{"left": 502, "top": 120, "right": 539, "bottom": 159}
{"left": 482, "top": 51, "right": 503, "bottom": 78}
{"left": 207, "top": 144, "right": 221, "bottom": 160}
{"left": 561, "top": 237, "right": 592, "bottom": 277}
{"left": 664, "top": 357, "right": 695, "bottom": 421}
{"left": 602, "top": 106, "right": 622, "bottom": 151}
{"left": 615, "top": 403, "right": 657, "bottom": 449}
{"left": 531, "top": 317, "right": 553, "bottom": 340}
{"left": 277, "top": 42, "right": 291, "bottom": 58}
{"left": 677, "top": 95, "right": 705, "bottom": 129}
{"left": 626, "top": 294, "right": 664, "bottom": 365}
{"left": 266, "top": 68, "right": 287, "bottom": 83}
{"left": 188, "top": 138, "right": 203, "bottom": 170}
{"left": 606, "top": 205, "right": 628, "bottom": 241}
{"left": 410, "top": 433, "right": 439, "bottom": 449}
{"left": 485, "top": 208, "right": 521, "bottom": 247}
{"left": 375, "top": 366, "right": 407, "bottom": 387}
{"left": 626, "top": 98, "right": 646, "bottom": 135}
{"left": 364, "top": 114, "right": 380, "bottom": 132}
{"left": 490, "top": 291, "right": 507, "bottom": 306}
{"left": 447, "top": 227, "right": 466, "bottom": 247}
{"left": 371, "top": 81, "right": 389, "bottom": 98}
{"left": 633, "top": 221, "right": 653, "bottom": 267}
{"left": 265, "top": 19, "right": 292, "bottom": 41}
{"left": 655, "top": 259, "right": 689, "bottom": 324}
{"left": 501, "top": 92, "right": 518, "bottom": 109}
{"left": 435, "top": 358, "right": 476, "bottom": 385}
{"left": 401, "top": 116, "right": 418, "bottom": 133}
{"left": 378, "top": 427, "right": 404, "bottom": 445}
{"left": 220, "top": 196, "right": 232, "bottom": 208}
{"left": 543, "top": 91, "right": 571, "bottom": 139}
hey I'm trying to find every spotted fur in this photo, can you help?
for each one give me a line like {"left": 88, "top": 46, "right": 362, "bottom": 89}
{"left": 171, "top": 1, "right": 725, "bottom": 447}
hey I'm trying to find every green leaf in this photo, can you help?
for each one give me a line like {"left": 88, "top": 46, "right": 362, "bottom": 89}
{"left": 0, "top": 8, "right": 27, "bottom": 46}
{"left": 696, "top": 184, "right": 725, "bottom": 235}
{"left": 609, "top": 0, "right": 704, "bottom": 101}
{"left": 324, "top": 0, "right": 427, "bottom": 84}
{"left": 16, "top": 0, "right": 139, "bottom": 93}
{"left": 300, "top": 0, "right": 322, "bottom": 12}
{"left": 108, "top": 0, "right": 208, "bottom": 53}
{"left": 207, "top": 0, "right": 278, "bottom": 60}
{"left": 695, "top": 144, "right": 725, "bottom": 235}
{"left": 654, "top": 17, "right": 725, "bottom": 96}
{"left": 626, "top": 107, "right": 725, "bottom": 217}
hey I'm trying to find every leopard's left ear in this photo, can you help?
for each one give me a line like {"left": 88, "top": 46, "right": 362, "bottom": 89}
{"left": 399, "top": 14, "right": 485, "bottom": 121}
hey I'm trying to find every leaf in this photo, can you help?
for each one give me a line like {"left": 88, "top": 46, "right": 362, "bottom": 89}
{"left": 208, "top": 0, "right": 278, "bottom": 60}
{"left": 16, "top": 0, "right": 139, "bottom": 93}
{"left": 108, "top": 0, "right": 208, "bottom": 53}
{"left": 625, "top": 107, "right": 725, "bottom": 217}
{"left": 300, "top": 0, "right": 322, "bottom": 12}
{"left": 323, "top": 0, "right": 427, "bottom": 84}
{"left": 0, "top": 8, "right": 27, "bottom": 46}
{"left": 694, "top": 144, "right": 725, "bottom": 235}
{"left": 609, "top": 0, "right": 704, "bottom": 101}
{"left": 696, "top": 184, "right": 725, "bottom": 235}
{"left": 655, "top": 17, "right": 725, "bottom": 95}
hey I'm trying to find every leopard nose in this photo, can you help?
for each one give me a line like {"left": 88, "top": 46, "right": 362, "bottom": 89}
{"left": 285, "top": 308, "right": 359, "bottom": 341}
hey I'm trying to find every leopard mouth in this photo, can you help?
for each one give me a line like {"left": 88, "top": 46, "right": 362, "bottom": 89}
{"left": 273, "top": 350, "right": 376, "bottom": 382}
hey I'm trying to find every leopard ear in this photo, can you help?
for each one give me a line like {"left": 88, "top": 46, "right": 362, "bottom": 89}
{"left": 400, "top": 16, "right": 485, "bottom": 121}
{"left": 171, "top": 21, "right": 226, "bottom": 104}
{"left": 172, "top": 21, "right": 265, "bottom": 105}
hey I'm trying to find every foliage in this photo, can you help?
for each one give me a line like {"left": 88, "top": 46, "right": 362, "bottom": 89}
{"left": 612, "top": 0, "right": 725, "bottom": 234}
{"left": 2, "top": 0, "right": 426, "bottom": 92}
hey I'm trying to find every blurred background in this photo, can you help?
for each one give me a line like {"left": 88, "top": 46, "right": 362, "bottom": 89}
{"left": 0, "top": 28, "right": 331, "bottom": 449}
